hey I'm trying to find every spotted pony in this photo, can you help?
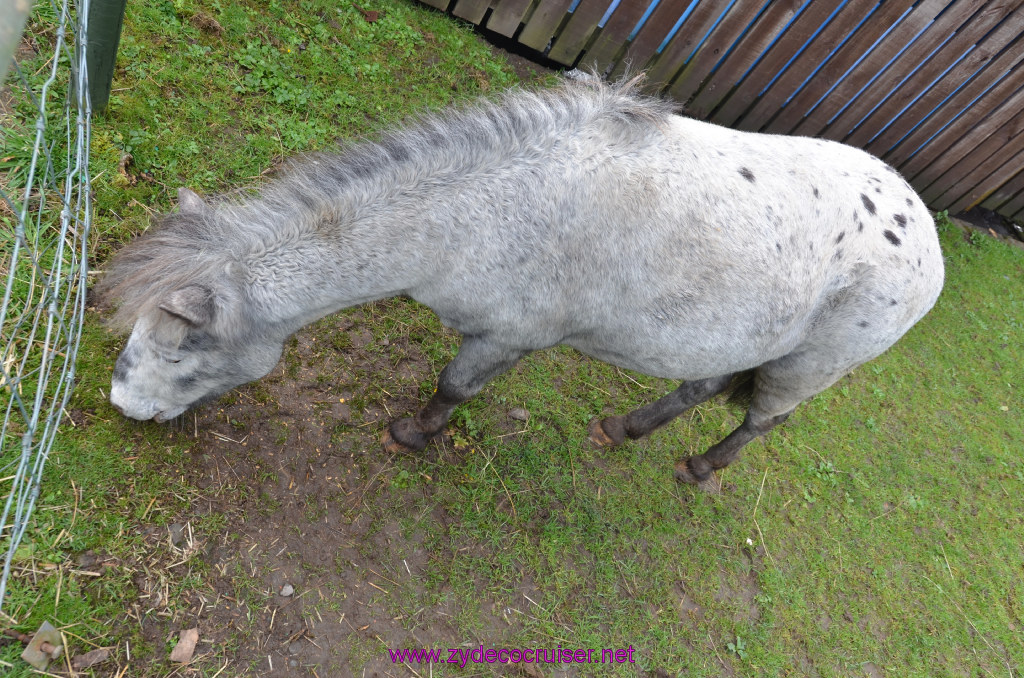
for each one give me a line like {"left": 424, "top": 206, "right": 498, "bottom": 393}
{"left": 98, "top": 76, "right": 944, "bottom": 492}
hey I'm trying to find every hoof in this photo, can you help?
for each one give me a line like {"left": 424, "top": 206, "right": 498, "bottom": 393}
{"left": 674, "top": 458, "right": 721, "bottom": 494}
{"left": 587, "top": 416, "right": 626, "bottom": 448}
{"left": 382, "top": 418, "right": 428, "bottom": 454}
{"left": 381, "top": 428, "right": 415, "bottom": 455}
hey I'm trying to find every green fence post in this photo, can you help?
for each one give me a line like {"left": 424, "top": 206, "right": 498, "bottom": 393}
{"left": 86, "top": 0, "right": 127, "bottom": 112}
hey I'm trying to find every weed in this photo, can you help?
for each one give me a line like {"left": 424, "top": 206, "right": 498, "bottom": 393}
{"left": 390, "top": 469, "right": 413, "bottom": 489}
{"left": 726, "top": 635, "right": 747, "bottom": 660}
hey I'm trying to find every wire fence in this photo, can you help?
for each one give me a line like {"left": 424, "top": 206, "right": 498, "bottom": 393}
{"left": 0, "top": 0, "right": 92, "bottom": 617}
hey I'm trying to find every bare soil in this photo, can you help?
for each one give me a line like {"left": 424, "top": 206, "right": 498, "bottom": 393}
{"left": 116, "top": 303, "right": 586, "bottom": 676}
{"left": 146, "top": 307, "right": 462, "bottom": 676}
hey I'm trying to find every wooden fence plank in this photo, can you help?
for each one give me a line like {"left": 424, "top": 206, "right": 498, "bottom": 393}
{"left": 819, "top": 0, "right": 987, "bottom": 144}
{"left": 609, "top": 0, "right": 693, "bottom": 80}
{"left": 668, "top": 0, "right": 771, "bottom": 106}
{"left": 452, "top": 0, "right": 493, "bottom": 24}
{"left": 942, "top": 145, "right": 1024, "bottom": 213}
{"left": 737, "top": 0, "right": 882, "bottom": 132}
{"left": 789, "top": 0, "right": 950, "bottom": 138}
{"left": 580, "top": 0, "right": 654, "bottom": 73}
{"left": 519, "top": 0, "right": 575, "bottom": 51}
{"left": 899, "top": 68, "right": 1024, "bottom": 184}
{"left": 920, "top": 107, "right": 1024, "bottom": 204}
{"left": 712, "top": 2, "right": 845, "bottom": 127}
{"left": 765, "top": 0, "right": 932, "bottom": 136}
{"left": 688, "top": 0, "right": 804, "bottom": 119}
{"left": 866, "top": 11, "right": 1024, "bottom": 159}
{"left": 987, "top": 172, "right": 1024, "bottom": 215}
{"left": 846, "top": 0, "right": 1024, "bottom": 150}
{"left": 487, "top": 0, "right": 536, "bottom": 37}
{"left": 643, "top": 1, "right": 723, "bottom": 89}
{"left": 884, "top": 37, "right": 1024, "bottom": 171}
{"left": 548, "top": 0, "right": 616, "bottom": 65}
{"left": 920, "top": 99, "right": 1024, "bottom": 204}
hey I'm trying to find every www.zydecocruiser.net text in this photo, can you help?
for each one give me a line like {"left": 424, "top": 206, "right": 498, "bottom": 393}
{"left": 388, "top": 646, "right": 637, "bottom": 667}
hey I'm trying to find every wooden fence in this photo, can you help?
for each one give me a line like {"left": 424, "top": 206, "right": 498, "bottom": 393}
{"left": 417, "top": 0, "right": 1024, "bottom": 223}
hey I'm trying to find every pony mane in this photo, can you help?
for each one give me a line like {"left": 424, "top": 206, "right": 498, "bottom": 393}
{"left": 95, "top": 75, "right": 675, "bottom": 332}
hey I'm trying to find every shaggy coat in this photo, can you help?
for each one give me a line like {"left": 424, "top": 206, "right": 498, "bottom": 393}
{"left": 98, "top": 76, "right": 944, "bottom": 490}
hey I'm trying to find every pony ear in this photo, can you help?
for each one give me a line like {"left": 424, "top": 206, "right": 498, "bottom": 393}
{"left": 177, "top": 187, "right": 209, "bottom": 215}
{"left": 159, "top": 285, "right": 214, "bottom": 327}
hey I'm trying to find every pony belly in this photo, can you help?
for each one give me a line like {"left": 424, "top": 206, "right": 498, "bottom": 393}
{"left": 563, "top": 333, "right": 773, "bottom": 381}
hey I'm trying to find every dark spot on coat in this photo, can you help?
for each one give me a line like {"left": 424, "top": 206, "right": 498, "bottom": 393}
{"left": 883, "top": 229, "right": 901, "bottom": 246}
{"left": 894, "top": 214, "right": 907, "bottom": 228}
{"left": 739, "top": 167, "right": 755, "bottom": 182}
{"left": 112, "top": 346, "right": 138, "bottom": 382}
{"left": 906, "top": 197, "right": 914, "bottom": 207}
{"left": 875, "top": 186, "right": 882, "bottom": 194}
{"left": 917, "top": 257, "right": 922, "bottom": 268}
{"left": 179, "top": 331, "right": 215, "bottom": 352}
{"left": 890, "top": 298, "right": 898, "bottom": 306}
{"left": 175, "top": 374, "right": 198, "bottom": 389}
{"left": 858, "top": 320, "right": 869, "bottom": 328}
{"left": 832, "top": 248, "right": 844, "bottom": 261}
{"left": 857, "top": 220, "right": 864, "bottom": 232}
{"left": 835, "top": 231, "right": 845, "bottom": 244}
{"left": 112, "top": 356, "right": 131, "bottom": 382}
{"left": 861, "top": 194, "right": 876, "bottom": 215}
{"left": 776, "top": 242, "right": 782, "bottom": 252}
{"left": 381, "top": 138, "right": 411, "bottom": 163}
{"left": 813, "top": 186, "right": 820, "bottom": 199}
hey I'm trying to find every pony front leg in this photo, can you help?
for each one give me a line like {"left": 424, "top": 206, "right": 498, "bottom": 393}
{"left": 382, "top": 336, "right": 526, "bottom": 454}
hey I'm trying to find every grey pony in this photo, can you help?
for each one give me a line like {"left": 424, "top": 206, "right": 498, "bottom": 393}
{"left": 97, "top": 76, "right": 944, "bottom": 491}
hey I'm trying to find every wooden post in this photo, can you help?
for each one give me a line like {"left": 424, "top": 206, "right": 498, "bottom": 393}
{"left": 86, "top": 0, "right": 127, "bottom": 112}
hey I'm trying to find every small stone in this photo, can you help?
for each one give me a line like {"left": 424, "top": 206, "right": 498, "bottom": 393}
{"left": 508, "top": 408, "right": 530, "bottom": 422}
{"left": 169, "top": 628, "right": 199, "bottom": 663}
{"left": 280, "top": 584, "right": 294, "bottom": 597}
{"left": 288, "top": 641, "right": 304, "bottom": 655}
{"left": 72, "top": 648, "right": 111, "bottom": 670}
{"left": 290, "top": 659, "right": 299, "bottom": 667}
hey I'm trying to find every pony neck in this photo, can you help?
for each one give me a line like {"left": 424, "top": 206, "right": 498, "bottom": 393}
{"left": 238, "top": 201, "right": 440, "bottom": 333}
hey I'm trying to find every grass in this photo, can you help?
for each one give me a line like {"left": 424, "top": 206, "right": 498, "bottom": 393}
{"left": 3, "top": 1, "right": 1023, "bottom": 676}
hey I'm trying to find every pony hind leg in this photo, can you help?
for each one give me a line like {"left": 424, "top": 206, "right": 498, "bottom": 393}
{"left": 674, "top": 409, "right": 793, "bottom": 493}
{"left": 676, "top": 350, "right": 856, "bottom": 493}
{"left": 588, "top": 373, "right": 738, "bottom": 447}
{"left": 383, "top": 335, "right": 527, "bottom": 454}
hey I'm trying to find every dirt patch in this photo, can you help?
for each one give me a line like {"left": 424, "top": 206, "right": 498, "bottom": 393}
{"left": 113, "top": 302, "right": 615, "bottom": 675}
{"left": 141, "top": 306, "right": 467, "bottom": 675}
{"left": 954, "top": 207, "right": 1024, "bottom": 244}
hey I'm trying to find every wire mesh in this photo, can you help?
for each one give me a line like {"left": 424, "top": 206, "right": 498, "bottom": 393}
{"left": 0, "top": 0, "right": 91, "bottom": 617}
